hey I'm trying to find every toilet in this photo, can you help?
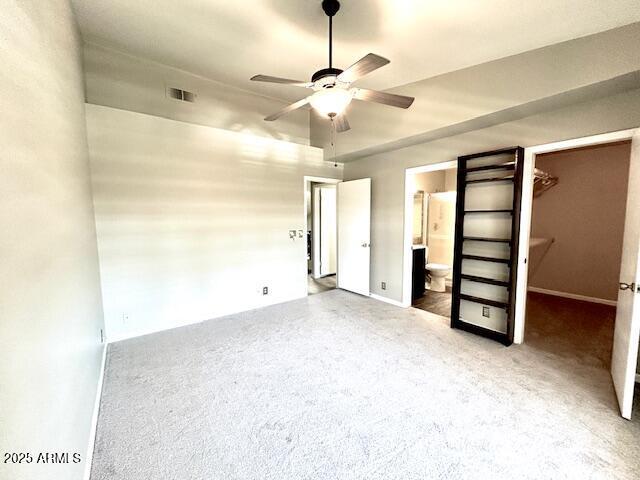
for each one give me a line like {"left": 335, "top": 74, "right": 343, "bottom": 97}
{"left": 425, "top": 263, "right": 452, "bottom": 292}
{"left": 424, "top": 247, "right": 452, "bottom": 292}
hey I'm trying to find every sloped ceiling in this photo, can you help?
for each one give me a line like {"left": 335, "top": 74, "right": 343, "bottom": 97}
{"left": 72, "top": 0, "right": 640, "bottom": 156}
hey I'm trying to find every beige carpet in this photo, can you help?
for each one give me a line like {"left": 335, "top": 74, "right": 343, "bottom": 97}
{"left": 91, "top": 290, "right": 640, "bottom": 479}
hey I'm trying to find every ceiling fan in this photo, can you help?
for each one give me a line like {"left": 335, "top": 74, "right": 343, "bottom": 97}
{"left": 250, "top": 0, "right": 415, "bottom": 133}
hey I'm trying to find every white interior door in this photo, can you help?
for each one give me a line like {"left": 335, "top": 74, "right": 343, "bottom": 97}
{"left": 337, "top": 178, "right": 371, "bottom": 296}
{"left": 319, "top": 186, "right": 337, "bottom": 276}
{"left": 611, "top": 130, "right": 640, "bottom": 420}
{"left": 312, "top": 186, "right": 321, "bottom": 278}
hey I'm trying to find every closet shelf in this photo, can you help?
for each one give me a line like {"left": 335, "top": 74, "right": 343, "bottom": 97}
{"left": 460, "top": 274, "right": 509, "bottom": 287}
{"left": 460, "top": 294, "right": 509, "bottom": 310}
{"left": 466, "top": 162, "right": 515, "bottom": 173}
{"left": 461, "top": 254, "right": 510, "bottom": 264}
{"left": 463, "top": 236, "right": 511, "bottom": 243}
{"left": 464, "top": 209, "right": 513, "bottom": 214}
{"left": 465, "top": 176, "right": 514, "bottom": 184}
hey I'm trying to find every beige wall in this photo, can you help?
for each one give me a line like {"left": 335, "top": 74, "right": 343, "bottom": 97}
{"left": 86, "top": 104, "right": 341, "bottom": 341}
{"left": 0, "top": 2, "right": 105, "bottom": 479}
{"left": 529, "top": 143, "right": 631, "bottom": 301}
{"left": 343, "top": 88, "right": 640, "bottom": 304}
{"left": 414, "top": 171, "right": 445, "bottom": 194}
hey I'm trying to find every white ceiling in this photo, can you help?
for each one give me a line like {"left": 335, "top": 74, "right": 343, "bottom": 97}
{"left": 72, "top": 0, "right": 640, "bottom": 104}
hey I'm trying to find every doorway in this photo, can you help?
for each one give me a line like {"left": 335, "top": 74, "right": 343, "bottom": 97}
{"left": 515, "top": 129, "right": 640, "bottom": 420}
{"left": 305, "top": 177, "right": 340, "bottom": 296}
{"left": 524, "top": 141, "right": 630, "bottom": 363}
{"left": 403, "top": 161, "right": 457, "bottom": 317}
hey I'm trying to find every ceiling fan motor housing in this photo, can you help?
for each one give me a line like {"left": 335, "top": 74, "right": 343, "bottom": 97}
{"left": 321, "top": 0, "right": 340, "bottom": 17}
{"left": 311, "top": 67, "right": 344, "bottom": 84}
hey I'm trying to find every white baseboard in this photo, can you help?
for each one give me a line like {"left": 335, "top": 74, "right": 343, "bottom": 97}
{"left": 106, "top": 316, "right": 204, "bottom": 343}
{"left": 84, "top": 342, "right": 107, "bottom": 480}
{"left": 107, "top": 294, "right": 308, "bottom": 343}
{"left": 527, "top": 287, "right": 617, "bottom": 307}
{"left": 370, "top": 293, "right": 410, "bottom": 308}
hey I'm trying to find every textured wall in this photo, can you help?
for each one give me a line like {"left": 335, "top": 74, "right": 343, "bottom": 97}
{"left": 0, "top": 2, "right": 105, "bottom": 479}
{"left": 530, "top": 142, "right": 631, "bottom": 301}
{"left": 86, "top": 104, "right": 342, "bottom": 341}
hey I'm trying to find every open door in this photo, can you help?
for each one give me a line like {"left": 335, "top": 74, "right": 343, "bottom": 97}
{"left": 611, "top": 130, "right": 640, "bottom": 420}
{"left": 312, "top": 184, "right": 337, "bottom": 277}
{"left": 451, "top": 147, "right": 524, "bottom": 346}
{"left": 337, "top": 178, "right": 371, "bottom": 296}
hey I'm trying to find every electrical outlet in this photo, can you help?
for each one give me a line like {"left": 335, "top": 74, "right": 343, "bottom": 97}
{"left": 100, "top": 328, "right": 104, "bottom": 343}
{"left": 482, "top": 306, "right": 490, "bottom": 318}
{"left": 262, "top": 286, "right": 269, "bottom": 295}
{"left": 381, "top": 282, "right": 386, "bottom": 290}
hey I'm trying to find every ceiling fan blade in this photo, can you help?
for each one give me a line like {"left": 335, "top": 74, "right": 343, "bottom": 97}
{"left": 333, "top": 114, "right": 351, "bottom": 133}
{"left": 251, "top": 75, "right": 312, "bottom": 88}
{"left": 352, "top": 88, "right": 414, "bottom": 109}
{"left": 264, "top": 97, "right": 310, "bottom": 121}
{"left": 337, "top": 53, "right": 390, "bottom": 83}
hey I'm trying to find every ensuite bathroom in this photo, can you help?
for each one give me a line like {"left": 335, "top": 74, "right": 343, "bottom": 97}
{"left": 410, "top": 167, "right": 457, "bottom": 317}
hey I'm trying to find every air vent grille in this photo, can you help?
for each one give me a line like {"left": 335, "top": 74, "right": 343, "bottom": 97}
{"left": 167, "top": 87, "right": 196, "bottom": 103}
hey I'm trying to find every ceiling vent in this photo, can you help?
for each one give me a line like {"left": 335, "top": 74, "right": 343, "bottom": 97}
{"left": 167, "top": 87, "right": 196, "bottom": 103}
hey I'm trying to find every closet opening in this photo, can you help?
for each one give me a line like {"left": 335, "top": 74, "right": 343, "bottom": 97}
{"left": 514, "top": 129, "right": 640, "bottom": 420}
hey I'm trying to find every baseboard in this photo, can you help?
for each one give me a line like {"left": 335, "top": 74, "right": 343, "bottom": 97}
{"left": 84, "top": 342, "right": 108, "bottom": 480}
{"left": 370, "top": 293, "right": 410, "bottom": 308}
{"left": 107, "top": 294, "right": 308, "bottom": 343}
{"left": 106, "top": 316, "right": 204, "bottom": 343}
{"left": 527, "top": 287, "right": 617, "bottom": 307}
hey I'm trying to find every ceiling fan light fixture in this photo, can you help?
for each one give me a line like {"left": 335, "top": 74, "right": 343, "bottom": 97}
{"left": 309, "top": 88, "right": 352, "bottom": 118}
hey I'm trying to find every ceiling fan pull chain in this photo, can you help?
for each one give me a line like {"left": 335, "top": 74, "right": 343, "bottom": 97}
{"left": 330, "top": 117, "right": 337, "bottom": 167}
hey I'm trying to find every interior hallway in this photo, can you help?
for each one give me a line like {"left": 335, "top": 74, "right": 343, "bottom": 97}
{"left": 308, "top": 274, "right": 336, "bottom": 295}
{"left": 91, "top": 290, "right": 640, "bottom": 480}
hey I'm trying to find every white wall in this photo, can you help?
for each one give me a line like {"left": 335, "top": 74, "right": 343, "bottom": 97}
{"left": 344, "top": 88, "right": 640, "bottom": 304}
{"left": 0, "top": 2, "right": 105, "bottom": 480}
{"left": 86, "top": 104, "right": 342, "bottom": 341}
{"left": 83, "top": 42, "right": 311, "bottom": 147}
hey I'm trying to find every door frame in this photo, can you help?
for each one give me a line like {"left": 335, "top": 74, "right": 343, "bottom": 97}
{"left": 304, "top": 176, "right": 341, "bottom": 296}
{"left": 402, "top": 160, "right": 458, "bottom": 307}
{"left": 513, "top": 128, "right": 639, "bottom": 344}
{"left": 312, "top": 183, "right": 337, "bottom": 278}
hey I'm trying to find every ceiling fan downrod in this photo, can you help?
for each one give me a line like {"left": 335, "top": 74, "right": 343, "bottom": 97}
{"left": 322, "top": 0, "right": 340, "bottom": 69}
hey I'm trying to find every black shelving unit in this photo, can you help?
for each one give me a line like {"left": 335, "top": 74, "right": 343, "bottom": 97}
{"left": 451, "top": 147, "right": 524, "bottom": 346}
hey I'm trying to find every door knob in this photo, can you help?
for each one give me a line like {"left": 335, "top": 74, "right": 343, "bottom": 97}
{"left": 361, "top": 242, "right": 370, "bottom": 248}
{"left": 619, "top": 282, "right": 638, "bottom": 292}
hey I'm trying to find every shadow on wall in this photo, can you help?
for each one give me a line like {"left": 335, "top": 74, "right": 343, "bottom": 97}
{"left": 87, "top": 104, "right": 342, "bottom": 341}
